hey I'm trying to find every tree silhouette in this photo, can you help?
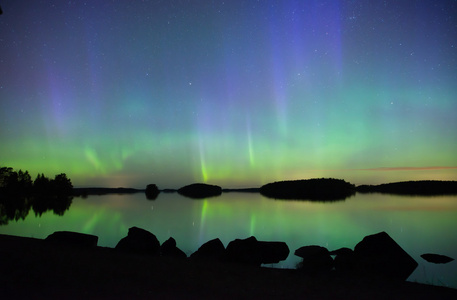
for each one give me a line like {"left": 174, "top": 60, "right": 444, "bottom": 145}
{"left": 145, "top": 184, "right": 159, "bottom": 200}
{"left": 1, "top": 166, "right": 74, "bottom": 224}
{"left": 52, "top": 173, "right": 73, "bottom": 196}
{"left": 33, "top": 173, "right": 51, "bottom": 195}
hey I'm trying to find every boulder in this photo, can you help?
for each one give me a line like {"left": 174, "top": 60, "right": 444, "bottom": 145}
{"left": 294, "top": 245, "right": 333, "bottom": 273}
{"left": 226, "top": 236, "right": 289, "bottom": 266}
{"left": 190, "top": 238, "right": 226, "bottom": 260}
{"left": 330, "top": 247, "right": 355, "bottom": 273}
{"left": 45, "top": 231, "right": 98, "bottom": 248}
{"left": 160, "top": 237, "right": 187, "bottom": 258}
{"left": 354, "top": 231, "right": 418, "bottom": 280}
{"left": 115, "top": 227, "right": 160, "bottom": 255}
{"left": 421, "top": 253, "right": 454, "bottom": 264}
{"left": 257, "top": 241, "right": 290, "bottom": 264}
{"left": 226, "top": 236, "right": 259, "bottom": 265}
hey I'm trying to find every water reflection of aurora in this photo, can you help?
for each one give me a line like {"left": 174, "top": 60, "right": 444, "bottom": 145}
{"left": 2, "top": 192, "right": 456, "bottom": 288}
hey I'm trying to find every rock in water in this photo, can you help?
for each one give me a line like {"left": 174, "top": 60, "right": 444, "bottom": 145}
{"left": 115, "top": 227, "right": 160, "bottom": 255}
{"left": 294, "top": 245, "right": 333, "bottom": 273}
{"left": 354, "top": 231, "right": 418, "bottom": 281}
{"left": 226, "top": 236, "right": 289, "bottom": 266}
{"left": 160, "top": 237, "right": 187, "bottom": 258}
{"left": 421, "top": 253, "right": 454, "bottom": 264}
{"left": 226, "top": 236, "right": 260, "bottom": 266}
{"left": 46, "top": 231, "right": 98, "bottom": 247}
{"left": 330, "top": 247, "right": 355, "bottom": 273}
{"left": 190, "top": 238, "right": 226, "bottom": 261}
{"left": 257, "top": 241, "right": 290, "bottom": 264}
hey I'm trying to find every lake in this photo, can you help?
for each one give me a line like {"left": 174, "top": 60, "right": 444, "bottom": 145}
{"left": 1, "top": 192, "right": 456, "bottom": 288}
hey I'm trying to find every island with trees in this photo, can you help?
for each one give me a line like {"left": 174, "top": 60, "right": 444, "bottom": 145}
{"left": 0, "top": 166, "right": 73, "bottom": 224}
{"left": 356, "top": 180, "right": 457, "bottom": 196}
{"left": 260, "top": 178, "right": 356, "bottom": 201}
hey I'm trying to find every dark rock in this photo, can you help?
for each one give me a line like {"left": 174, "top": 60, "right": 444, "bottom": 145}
{"left": 145, "top": 184, "right": 160, "bottom": 200}
{"left": 226, "top": 236, "right": 261, "bottom": 266}
{"left": 226, "top": 236, "right": 289, "bottom": 266}
{"left": 294, "top": 245, "right": 333, "bottom": 273}
{"left": 421, "top": 253, "right": 454, "bottom": 264}
{"left": 257, "top": 241, "right": 290, "bottom": 264}
{"left": 160, "top": 237, "right": 187, "bottom": 258}
{"left": 115, "top": 227, "right": 160, "bottom": 255}
{"left": 295, "top": 245, "right": 329, "bottom": 258}
{"left": 329, "top": 247, "right": 353, "bottom": 256}
{"left": 161, "top": 236, "right": 177, "bottom": 251}
{"left": 190, "top": 238, "right": 226, "bottom": 260}
{"left": 45, "top": 231, "right": 98, "bottom": 247}
{"left": 354, "top": 231, "right": 418, "bottom": 280}
{"left": 177, "top": 183, "right": 222, "bottom": 199}
{"left": 330, "top": 247, "right": 355, "bottom": 273}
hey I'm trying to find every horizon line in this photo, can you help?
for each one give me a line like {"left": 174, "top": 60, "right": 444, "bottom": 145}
{"left": 353, "top": 166, "right": 457, "bottom": 171}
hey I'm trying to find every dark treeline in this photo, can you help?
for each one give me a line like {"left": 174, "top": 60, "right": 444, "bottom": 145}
{"left": 0, "top": 166, "right": 73, "bottom": 196}
{"left": 356, "top": 180, "right": 457, "bottom": 196}
{"left": 0, "top": 166, "right": 74, "bottom": 225}
{"left": 73, "top": 187, "right": 143, "bottom": 198}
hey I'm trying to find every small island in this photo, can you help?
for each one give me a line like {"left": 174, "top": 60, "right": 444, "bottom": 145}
{"left": 177, "top": 183, "right": 222, "bottom": 199}
{"left": 260, "top": 178, "right": 356, "bottom": 201}
{"left": 356, "top": 180, "right": 457, "bottom": 196}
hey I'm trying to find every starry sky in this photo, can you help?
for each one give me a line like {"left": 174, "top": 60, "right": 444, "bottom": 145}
{"left": 1, "top": 0, "right": 456, "bottom": 189}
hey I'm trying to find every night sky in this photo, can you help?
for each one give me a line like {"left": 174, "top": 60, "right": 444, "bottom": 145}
{"left": 1, "top": 1, "right": 456, "bottom": 189}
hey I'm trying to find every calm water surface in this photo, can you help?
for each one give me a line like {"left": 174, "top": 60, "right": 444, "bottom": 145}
{"left": 1, "top": 192, "right": 456, "bottom": 288}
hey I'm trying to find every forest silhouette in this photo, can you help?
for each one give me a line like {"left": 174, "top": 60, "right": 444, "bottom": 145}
{"left": 0, "top": 166, "right": 73, "bottom": 225}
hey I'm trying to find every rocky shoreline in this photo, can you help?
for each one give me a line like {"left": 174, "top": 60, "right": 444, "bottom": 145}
{"left": 1, "top": 231, "right": 456, "bottom": 299}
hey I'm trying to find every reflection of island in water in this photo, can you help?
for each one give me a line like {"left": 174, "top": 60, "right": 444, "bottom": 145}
{"left": 0, "top": 195, "right": 73, "bottom": 225}
{"left": 357, "top": 180, "right": 457, "bottom": 196}
{"left": 0, "top": 167, "right": 74, "bottom": 225}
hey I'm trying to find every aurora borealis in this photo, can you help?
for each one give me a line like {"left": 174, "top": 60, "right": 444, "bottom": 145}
{"left": 1, "top": 1, "right": 456, "bottom": 188}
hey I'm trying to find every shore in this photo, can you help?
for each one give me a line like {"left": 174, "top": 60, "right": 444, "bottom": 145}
{"left": 1, "top": 234, "right": 457, "bottom": 299}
